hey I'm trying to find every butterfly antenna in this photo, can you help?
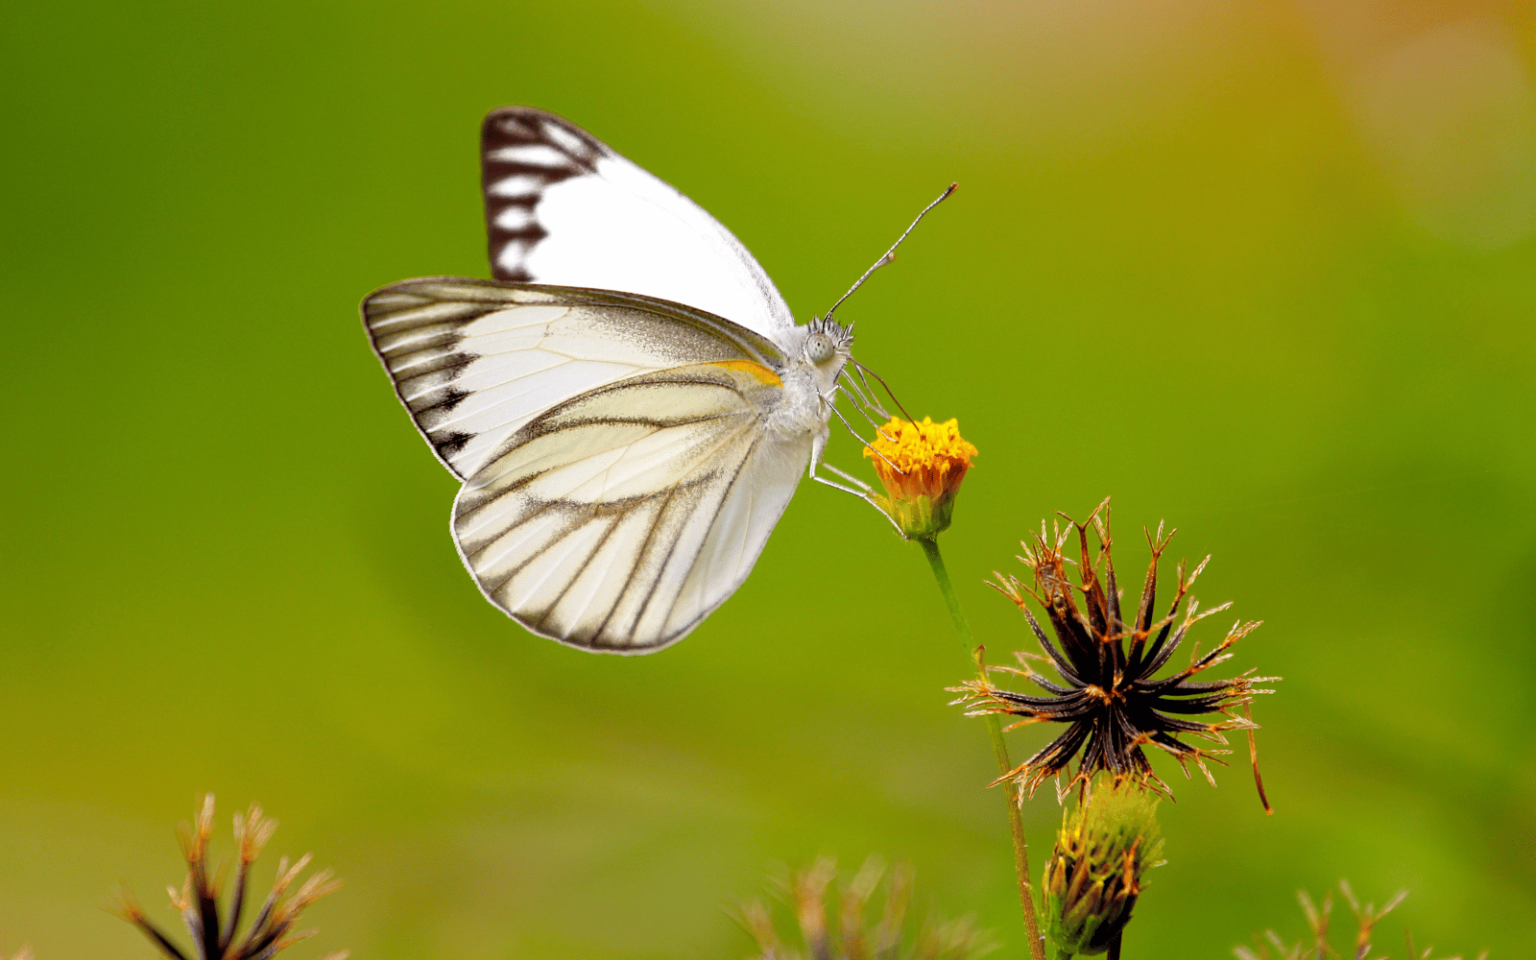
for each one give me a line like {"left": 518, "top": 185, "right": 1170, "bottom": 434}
{"left": 823, "top": 183, "right": 957, "bottom": 323}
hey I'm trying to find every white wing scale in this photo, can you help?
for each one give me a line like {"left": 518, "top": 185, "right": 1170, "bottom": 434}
{"left": 481, "top": 107, "right": 794, "bottom": 341}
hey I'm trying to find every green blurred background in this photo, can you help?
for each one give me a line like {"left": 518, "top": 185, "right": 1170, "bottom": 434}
{"left": 3, "top": 1, "right": 1534, "bottom": 957}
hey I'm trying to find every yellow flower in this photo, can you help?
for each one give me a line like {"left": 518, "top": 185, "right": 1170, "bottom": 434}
{"left": 862, "top": 416, "right": 977, "bottom": 540}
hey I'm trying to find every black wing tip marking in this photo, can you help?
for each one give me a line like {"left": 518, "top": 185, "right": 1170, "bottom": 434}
{"left": 481, "top": 106, "right": 607, "bottom": 163}
{"left": 431, "top": 387, "right": 470, "bottom": 414}
{"left": 436, "top": 431, "right": 473, "bottom": 460}
{"left": 481, "top": 107, "right": 611, "bottom": 284}
{"left": 356, "top": 287, "right": 480, "bottom": 476}
{"left": 406, "top": 351, "right": 475, "bottom": 384}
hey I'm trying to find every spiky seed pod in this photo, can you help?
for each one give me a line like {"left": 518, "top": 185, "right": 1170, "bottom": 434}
{"left": 1040, "top": 780, "right": 1163, "bottom": 958}
{"left": 1234, "top": 882, "right": 1485, "bottom": 960}
{"left": 950, "top": 500, "right": 1278, "bottom": 804}
{"left": 117, "top": 795, "right": 346, "bottom": 960}
{"left": 735, "top": 857, "right": 991, "bottom": 960}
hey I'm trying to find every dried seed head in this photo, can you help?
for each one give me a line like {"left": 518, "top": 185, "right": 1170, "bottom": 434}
{"left": 734, "top": 857, "right": 991, "bottom": 960}
{"left": 1234, "top": 882, "right": 1482, "bottom": 960}
{"left": 117, "top": 794, "right": 344, "bottom": 960}
{"left": 955, "top": 500, "right": 1279, "bottom": 806}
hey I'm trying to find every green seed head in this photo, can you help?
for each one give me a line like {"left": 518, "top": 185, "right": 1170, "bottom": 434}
{"left": 1041, "top": 779, "right": 1164, "bottom": 957}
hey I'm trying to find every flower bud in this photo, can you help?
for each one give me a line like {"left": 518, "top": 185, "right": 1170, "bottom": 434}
{"left": 1041, "top": 780, "right": 1163, "bottom": 957}
{"left": 862, "top": 417, "right": 977, "bottom": 540}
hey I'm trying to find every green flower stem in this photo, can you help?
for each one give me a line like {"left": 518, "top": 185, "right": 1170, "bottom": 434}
{"left": 919, "top": 537, "right": 1046, "bottom": 960}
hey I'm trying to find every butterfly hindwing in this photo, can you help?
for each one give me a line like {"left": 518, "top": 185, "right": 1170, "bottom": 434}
{"left": 481, "top": 106, "right": 795, "bottom": 341}
{"left": 362, "top": 277, "right": 787, "bottom": 481}
{"left": 453, "top": 363, "right": 810, "bottom": 652}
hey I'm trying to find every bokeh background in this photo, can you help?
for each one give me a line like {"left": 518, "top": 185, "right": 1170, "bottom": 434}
{"left": 3, "top": 1, "right": 1534, "bottom": 957}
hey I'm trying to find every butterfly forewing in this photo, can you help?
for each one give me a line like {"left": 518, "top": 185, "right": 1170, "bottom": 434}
{"left": 481, "top": 107, "right": 794, "bottom": 341}
{"left": 362, "top": 278, "right": 787, "bottom": 480}
{"left": 453, "top": 364, "right": 809, "bottom": 652}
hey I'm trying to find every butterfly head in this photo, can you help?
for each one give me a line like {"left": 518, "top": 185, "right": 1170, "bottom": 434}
{"left": 804, "top": 315, "right": 854, "bottom": 367}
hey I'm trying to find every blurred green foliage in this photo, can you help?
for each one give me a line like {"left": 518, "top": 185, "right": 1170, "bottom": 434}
{"left": 2, "top": 2, "right": 1533, "bottom": 958}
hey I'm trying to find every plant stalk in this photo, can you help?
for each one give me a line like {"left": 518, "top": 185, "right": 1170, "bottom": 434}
{"left": 919, "top": 537, "right": 1046, "bottom": 960}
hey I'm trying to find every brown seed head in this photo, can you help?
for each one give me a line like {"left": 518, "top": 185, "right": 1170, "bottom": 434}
{"left": 952, "top": 499, "right": 1279, "bottom": 805}
{"left": 116, "top": 795, "right": 344, "bottom": 960}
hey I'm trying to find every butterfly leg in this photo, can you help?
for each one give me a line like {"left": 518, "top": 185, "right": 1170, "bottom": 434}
{"left": 821, "top": 389, "right": 907, "bottom": 484}
{"left": 810, "top": 464, "right": 871, "bottom": 498}
{"left": 807, "top": 432, "right": 874, "bottom": 498}
{"left": 826, "top": 385, "right": 893, "bottom": 442}
{"left": 820, "top": 462, "right": 876, "bottom": 494}
{"left": 812, "top": 455, "right": 908, "bottom": 537}
{"left": 807, "top": 433, "right": 909, "bottom": 537}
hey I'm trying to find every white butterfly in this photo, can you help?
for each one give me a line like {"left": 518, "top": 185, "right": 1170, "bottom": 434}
{"left": 361, "top": 107, "right": 950, "bottom": 654}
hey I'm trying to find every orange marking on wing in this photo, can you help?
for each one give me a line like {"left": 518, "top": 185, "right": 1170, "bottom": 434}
{"left": 709, "top": 360, "right": 782, "bottom": 387}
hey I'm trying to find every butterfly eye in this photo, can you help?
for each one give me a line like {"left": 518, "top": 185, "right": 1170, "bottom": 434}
{"left": 806, "top": 333, "right": 836, "bottom": 365}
